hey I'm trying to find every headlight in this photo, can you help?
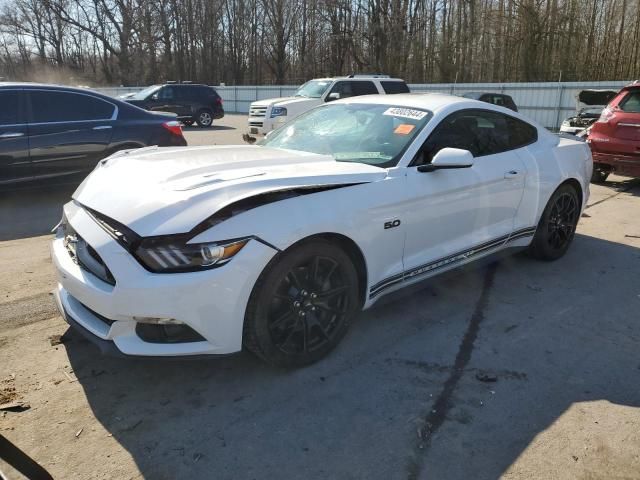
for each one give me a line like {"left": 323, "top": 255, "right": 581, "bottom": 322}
{"left": 134, "top": 237, "right": 249, "bottom": 273}
{"left": 270, "top": 106, "right": 287, "bottom": 118}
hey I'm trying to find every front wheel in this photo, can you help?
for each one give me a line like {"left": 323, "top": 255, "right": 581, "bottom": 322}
{"left": 196, "top": 109, "right": 213, "bottom": 127}
{"left": 244, "top": 240, "right": 360, "bottom": 368}
{"left": 527, "top": 184, "right": 581, "bottom": 261}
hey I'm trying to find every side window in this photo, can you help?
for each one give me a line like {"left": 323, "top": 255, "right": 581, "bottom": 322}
{"left": 158, "top": 86, "right": 175, "bottom": 100}
{"left": 352, "top": 81, "right": 378, "bottom": 96}
{"left": 620, "top": 91, "right": 640, "bottom": 112}
{"left": 328, "top": 81, "right": 354, "bottom": 99}
{"left": 506, "top": 116, "right": 537, "bottom": 148}
{"left": 200, "top": 86, "right": 216, "bottom": 98}
{"left": 0, "top": 91, "right": 22, "bottom": 125}
{"left": 381, "top": 81, "right": 410, "bottom": 94}
{"left": 30, "top": 91, "right": 115, "bottom": 123}
{"left": 492, "top": 95, "right": 506, "bottom": 107}
{"left": 418, "top": 110, "right": 522, "bottom": 164}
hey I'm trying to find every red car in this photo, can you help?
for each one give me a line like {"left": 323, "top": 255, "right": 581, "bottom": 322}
{"left": 587, "top": 81, "right": 640, "bottom": 182}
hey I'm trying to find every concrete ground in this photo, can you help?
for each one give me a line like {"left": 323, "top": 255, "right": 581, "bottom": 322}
{"left": 0, "top": 114, "right": 639, "bottom": 479}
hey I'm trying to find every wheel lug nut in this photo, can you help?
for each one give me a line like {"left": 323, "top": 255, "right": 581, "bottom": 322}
{"left": 298, "top": 311, "right": 306, "bottom": 317}
{"left": 310, "top": 293, "right": 317, "bottom": 299}
{"left": 293, "top": 301, "right": 301, "bottom": 308}
{"left": 311, "top": 306, "right": 316, "bottom": 311}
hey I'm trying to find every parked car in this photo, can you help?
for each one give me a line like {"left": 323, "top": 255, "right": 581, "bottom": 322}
{"left": 460, "top": 92, "right": 518, "bottom": 111}
{"left": 247, "top": 74, "right": 409, "bottom": 135}
{"left": 52, "top": 93, "right": 591, "bottom": 367}
{"left": 560, "top": 89, "right": 617, "bottom": 136}
{"left": 587, "top": 81, "right": 640, "bottom": 182}
{"left": 0, "top": 83, "right": 186, "bottom": 190}
{"left": 560, "top": 107, "right": 604, "bottom": 135}
{"left": 124, "top": 82, "right": 224, "bottom": 127}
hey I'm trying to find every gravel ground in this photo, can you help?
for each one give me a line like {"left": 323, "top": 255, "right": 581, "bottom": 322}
{"left": 1, "top": 114, "right": 639, "bottom": 479}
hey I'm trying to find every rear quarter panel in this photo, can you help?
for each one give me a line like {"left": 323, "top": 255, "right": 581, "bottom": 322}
{"left": 517, "top": 132, "right": 591, "bottom": 230}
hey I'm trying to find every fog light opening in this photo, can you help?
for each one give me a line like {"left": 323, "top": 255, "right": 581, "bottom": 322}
{"left": 132, "top": 316, "right": 180, "bottom": 325}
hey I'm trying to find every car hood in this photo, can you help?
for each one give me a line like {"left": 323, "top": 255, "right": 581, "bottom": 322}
{"left": 73, "top": 145, "right": 387, "bottom": 236}
{"left": 251, "top": 96, "right": 320, "bottom": 108}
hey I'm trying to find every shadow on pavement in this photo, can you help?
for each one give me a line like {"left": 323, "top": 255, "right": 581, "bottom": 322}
{"left": 182, "top": 125, "right": 236, "bottom": 132}
{"left": 63, "top": 233, "right": 640, "bottom": 479}
{"left": 0, "top": 184, "right": 76, "bottom": 242}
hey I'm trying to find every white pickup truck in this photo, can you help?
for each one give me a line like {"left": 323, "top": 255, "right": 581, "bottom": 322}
{"left": 247, "top": 75, "right": 409, "bottom": 135}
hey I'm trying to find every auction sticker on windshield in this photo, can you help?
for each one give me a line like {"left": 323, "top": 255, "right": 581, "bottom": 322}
{"left": 383, "top": 107, "right": 428, "bottom": 120}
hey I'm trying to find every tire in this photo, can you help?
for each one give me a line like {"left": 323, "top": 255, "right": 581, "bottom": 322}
{"left": 527, "top": 184, "right": 581, "bottom": 261}
{"left": 590, "top": 166, "right": 610, "bottom": 183}
{"left": 195, "top": 109, "right": 213, "bottom": 127}
{"left": 243, "top": 239, "right": 360, "bottom": 368}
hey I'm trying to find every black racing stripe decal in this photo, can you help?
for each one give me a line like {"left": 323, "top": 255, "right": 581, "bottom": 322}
{"left": 369, "top": 272, "right": 404, "bottom": 292}
{"left": 369, "top": 226, "right": 537, "bottom": 299}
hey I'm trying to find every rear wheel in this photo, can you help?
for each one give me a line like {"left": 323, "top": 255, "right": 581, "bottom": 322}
{"left": 527, "top": 184, "right": 580, "bottom": 261}
{"left": 196, "top": 109, "right": 213, "bottom": 127}
{"left": 244, "top": 240, "right": 359, "bottom": 368}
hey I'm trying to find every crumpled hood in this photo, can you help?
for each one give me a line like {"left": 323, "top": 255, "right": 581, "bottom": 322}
{"left": 73, "top": 145, "right": 387, "bottom": 236}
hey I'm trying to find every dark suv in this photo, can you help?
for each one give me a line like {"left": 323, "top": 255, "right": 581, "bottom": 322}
{"left": 461, "top": 92, "right": 518, "bottom": 112}
{"left": 0, "top": 83, "right": 186, "bottom": 190}
{"left": 124, "top": 83, "right": 224, "bottom": 127}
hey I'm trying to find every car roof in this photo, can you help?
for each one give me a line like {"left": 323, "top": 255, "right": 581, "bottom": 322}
{"left": 0, "top": 82, "right": 97, "bottom": 90}
{"left": 463, "top": 91, "right": 510, "bottom": 98}
{"left": 335, "top": 92, "right": 473, "bottom": 112}
{"left": 310, "top": 77, "right": 406, "bottom": 82}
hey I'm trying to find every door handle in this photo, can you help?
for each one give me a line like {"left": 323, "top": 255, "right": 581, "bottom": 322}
{"left": 92, "top": 125, "right": 112, "bottom": 130}
{"left": 504, "top": 170, "right": 520, "bottom": 179}
{"left": 0, "top": 132, "right": 25, "bottom": 138}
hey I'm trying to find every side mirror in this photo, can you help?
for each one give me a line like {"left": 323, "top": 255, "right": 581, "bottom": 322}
{"left": 326, "top": 92, "right": 340, "bottom": 102}
{"left": 417, "top": 148, "right": 474, "bottom": 172}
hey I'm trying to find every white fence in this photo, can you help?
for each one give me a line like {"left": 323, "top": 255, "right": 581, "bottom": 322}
{"left": 96, "top": 80, "right": 632, "bottom": 130}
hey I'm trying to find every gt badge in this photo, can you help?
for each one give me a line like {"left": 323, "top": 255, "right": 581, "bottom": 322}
{"left": 384, "top": 219, "right": 401, "bottom": 230}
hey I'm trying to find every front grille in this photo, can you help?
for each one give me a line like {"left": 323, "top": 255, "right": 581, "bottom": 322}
{"left": 249, "top": 105, "right": 267, "bottom": 117}
{"left": 248, "top": 120, "right": 263, "bottom": 127}
{"left": 63, "top": 223, "right": 116, "bottom": 286}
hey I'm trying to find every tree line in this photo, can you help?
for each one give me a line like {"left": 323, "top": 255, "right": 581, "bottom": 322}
{"left": 0, "top": 0, "right": 638, "bottom": 87}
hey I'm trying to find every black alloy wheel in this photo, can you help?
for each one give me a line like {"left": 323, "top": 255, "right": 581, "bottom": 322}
{"left": 528, "top": 184, "right": 581, "bottom": 260}
{"left": 244, "top": 240, "right": 359, "bottom": 367}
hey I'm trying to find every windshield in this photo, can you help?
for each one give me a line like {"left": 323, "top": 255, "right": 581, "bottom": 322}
{"left": 261, "top": 103, "right": 433, "bottom": 167}
{"left": 129, "top": 85, "right": 161, "bottom": 100}
{"left": 295, "top": 80, "right": 332, "bottom": 98}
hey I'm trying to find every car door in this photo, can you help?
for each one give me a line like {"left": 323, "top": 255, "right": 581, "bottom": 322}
{"left": 26, "top": 89, "right": 116, "bottom": 180}
{"left": 402, "top": 109, "right": 527, "bottom": 280}
{"left": 148, "top": 85, "right": 183, "bottom": 115}
{"left": 0, "top": 89, "right": 31, "bottom": 186}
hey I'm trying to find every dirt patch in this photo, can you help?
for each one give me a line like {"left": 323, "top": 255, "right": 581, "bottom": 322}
{"left": 0, "top": 377, "right": 18, "bottom": 404}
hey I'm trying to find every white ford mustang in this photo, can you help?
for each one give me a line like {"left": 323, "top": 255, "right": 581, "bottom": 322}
{"left": 51, "top": 94, "right": 592, "bottom": 367}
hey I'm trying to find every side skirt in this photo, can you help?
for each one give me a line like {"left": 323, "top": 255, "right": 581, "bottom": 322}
{"left": 368, "top": 227, "right": 536, "bottom": 301}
